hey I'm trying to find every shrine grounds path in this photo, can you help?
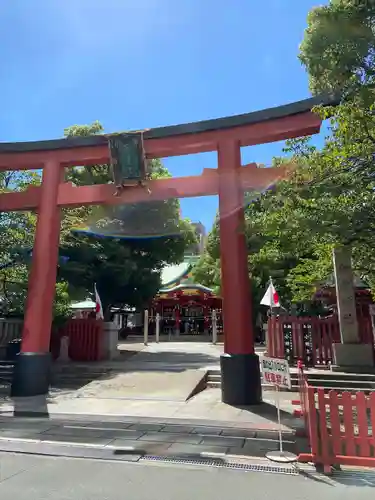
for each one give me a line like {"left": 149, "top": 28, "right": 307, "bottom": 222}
{"left": 0, "top": 342, "right": 303, "bottom": 463}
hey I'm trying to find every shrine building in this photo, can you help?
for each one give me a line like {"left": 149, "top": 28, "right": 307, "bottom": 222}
{"left": 150, "top": 222, "right": 223, "bottom": 336}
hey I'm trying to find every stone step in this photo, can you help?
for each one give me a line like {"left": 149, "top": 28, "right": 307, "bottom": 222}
{"left": 206, "top": 380, "right": 221, "bottom": 388}
{"left": 206, "top": 368, "right": 375, "bottom": 393}
{"left": 307, "top": 377, "right": 375, "bottom": 387}
{"left": 52, "top": 367, "right": 111, "bottom": 375}
{"left": 0, "top": 368, "right": 12, "bottom": 373}
{"left": 0, "top": 362, "right": 110, "bottom": 388}
{"left": 305, "top": 372, "right": 375, "bottom": 381}
{"left": 0, "top": 363, "right": 13, "bottom": 383}
{"left": 51, "top": 372, "right": 107, "bottom": 379}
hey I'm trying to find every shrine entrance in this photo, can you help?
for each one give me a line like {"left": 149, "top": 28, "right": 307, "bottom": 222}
{"left": 0, "top": 94, "right": 335, "bottom": 404}
{"left": 151, "top": 282, "right": 223, "bottom": 339}
{"left": 181, "top": 305, "right": 203, "bottom": 335}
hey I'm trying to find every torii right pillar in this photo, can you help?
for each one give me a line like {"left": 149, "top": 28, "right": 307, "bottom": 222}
{"left": 217, "top": 139, "right": 262, "bottom": 405}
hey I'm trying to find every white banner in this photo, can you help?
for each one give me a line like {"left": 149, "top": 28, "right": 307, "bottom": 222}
{"left": 261, "top": 356, "right": 291, "bottom": 389}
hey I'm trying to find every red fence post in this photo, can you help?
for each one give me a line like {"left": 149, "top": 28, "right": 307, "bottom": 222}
{"left": 276, "top": 317, "right": 285, "bottom": 359}
{"left": 267, "top": 316, "right": 274, "bottom": 356}
{"left": 299, "top": 386, "right": 375, "bottom": 471}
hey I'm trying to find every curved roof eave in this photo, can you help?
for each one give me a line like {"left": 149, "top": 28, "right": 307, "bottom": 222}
{"left": 158, "top": 283, "right": 215, "bottom": 294}
{"left": 161, "top": 260, "right": 192, "bottom": 287}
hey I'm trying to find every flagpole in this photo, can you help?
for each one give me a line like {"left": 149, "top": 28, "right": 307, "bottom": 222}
{"left": 269, "top": 276, "right": 273, "bottom": 318}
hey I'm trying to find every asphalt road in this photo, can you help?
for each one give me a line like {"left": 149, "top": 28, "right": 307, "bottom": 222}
{"left": 0, "top": 452, "right": 374, "bottom": 500}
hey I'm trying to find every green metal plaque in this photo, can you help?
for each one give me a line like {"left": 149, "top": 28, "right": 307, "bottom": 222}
{"left": 108, "top": 132, "right": 146, "bottom": 186}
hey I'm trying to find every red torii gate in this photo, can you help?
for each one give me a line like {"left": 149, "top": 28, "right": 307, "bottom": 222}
{"left": 0, "top": 95, "right": 334, "bottom": 403}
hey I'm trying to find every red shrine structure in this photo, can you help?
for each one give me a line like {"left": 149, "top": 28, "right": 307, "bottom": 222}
{"left": 151, "top": 255, "right": 223, "bottom": 336}
{"left": 0, "top": 94, "right": 338, "bottom": 404}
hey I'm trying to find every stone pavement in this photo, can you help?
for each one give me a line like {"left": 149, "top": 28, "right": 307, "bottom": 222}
{"left": 0, "top": 342, "right": 300, "bottom": 431}
{"left": 0, "top": 386, "right": 300, "bottom": 428}
{"left": 69, "top": 341, "right": 222, "bottom": 402}
{"left": 0, "top": 342, "right": 304, "bottom": 461}
{"left": 0, "top": 410, "right": 300, "bottom": 461}
{"left": 0, "top": 386, "right": 305, "bottom": 462}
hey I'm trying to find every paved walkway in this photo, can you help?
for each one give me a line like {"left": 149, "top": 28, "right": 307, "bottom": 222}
{"left": 1, "top": 343, "right": 289, "bottom": 422}
{"left": 0, "top": 343, "right": 297, "bottom": 424}
{"left": 0, "top": 343, "right": 303, "bottom": 460}
{"left": 0, "top": 402, "right": 301, "bottom": 461}
{"left": 61, "top": 341, "right": 222, "bottom": 402}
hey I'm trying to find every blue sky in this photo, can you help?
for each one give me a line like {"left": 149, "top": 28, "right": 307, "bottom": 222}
{"left": 0, "top": 0, "right": 327, "bottom": 231}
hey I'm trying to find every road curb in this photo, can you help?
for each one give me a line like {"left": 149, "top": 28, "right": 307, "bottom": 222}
{"left": 0, "top": 437, "right": 298, "bottom": 470}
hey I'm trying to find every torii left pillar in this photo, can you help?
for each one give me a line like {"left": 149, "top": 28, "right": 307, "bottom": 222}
{"left": 12, "top": 161, "right": 63, "bottom": 397}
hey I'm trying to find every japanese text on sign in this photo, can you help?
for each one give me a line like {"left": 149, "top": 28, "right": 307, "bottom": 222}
{"left": 261, "top": 356, "right": 291, "bottom": 389}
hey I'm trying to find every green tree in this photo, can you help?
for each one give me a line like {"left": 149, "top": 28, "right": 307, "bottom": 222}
{"left": 195, "top": 1, "right": 375, "bottom": 309}
{"left": 299, "top": 0, "right": 375, "bottom": 96}
{"left": 59, "top": 122, "right": 196, "bottom": 315}
{"left": 0, "top": 170, "right": 72, "bottom": 322}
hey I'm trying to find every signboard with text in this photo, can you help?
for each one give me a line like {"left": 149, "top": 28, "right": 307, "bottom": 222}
{"left": 261, "top": 356, "right": 291, "bottom": 390}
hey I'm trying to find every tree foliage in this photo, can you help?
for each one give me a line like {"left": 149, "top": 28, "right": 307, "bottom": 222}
{"left": 0, "top": 122, "right": 195, "bottom": 320}
{"left": 0, "top": 170, "right": 72, "bottom": 321}
{"left": 194, "top": 1, "right": 375, "bottom": 312}
{"left": 58, "top": 122, "right": 196, "bottom": 314}
{"left": 299, "top": 0, "right": 375, "bottom": 96}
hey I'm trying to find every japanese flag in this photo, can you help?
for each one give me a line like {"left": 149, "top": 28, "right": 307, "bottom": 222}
{"left": 94, "top": 283, "right": 104, "bottom": 319}
{"left": 260, "top": 283, "right": 280, "bottom": 308}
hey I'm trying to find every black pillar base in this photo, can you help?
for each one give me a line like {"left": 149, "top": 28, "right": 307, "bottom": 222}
{"left": 11, "top": 352, "right": 51, "bottom": 397}
{"left": 220, "top": 353, "right": 262, "bottom": 406}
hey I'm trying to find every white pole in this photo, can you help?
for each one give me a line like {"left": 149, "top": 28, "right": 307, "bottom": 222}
{"left": 144, "top": 309, "right": 149, "bottom": 346}
{"left": 276, "top": 385, "right": 283, "bottom": 453}
{"left": 155, "top": 313, "right": 160, "bottom": 343}
{"left": 270, "top": 275, "right": 282, "bottom": 451}
{"left": 212, "top": 309, "right": 217, "bottom": 345}
{"left": 265, "top": 368, "right": 297, "bottom": 463}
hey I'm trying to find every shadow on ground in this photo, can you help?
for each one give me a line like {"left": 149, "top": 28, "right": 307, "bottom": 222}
{"left": 234, "top": 401, "right": 301, "bottom": 427}
{"left": 299, "top": 467, "right": 375, "bottom": 488}
{"left": 49, "top": 348, "right": 220, "bottom": 395}
{"left": 117, "top": 349, "right": 220, "bottom": 371}
{"left": 0, "top": 348, "right": 220, "bottom": 412}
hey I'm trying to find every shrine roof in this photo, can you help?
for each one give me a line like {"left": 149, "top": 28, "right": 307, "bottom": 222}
{"left": 70, "top": 299, "right": 95, "bottom": 310}
{"left": 161, "top": 261, "right": 191, "bottom": 287}
{"left": 161, "top": 255, "right": 200, "bottom": 287}
{"left": 158, "top": 283, "right": 214, "bottom": 294}
{"left": 0, "top": 94, "right": 339, "bottom": 153}
{"left": 320, "top": 273, "right": 369, "bottom": 289}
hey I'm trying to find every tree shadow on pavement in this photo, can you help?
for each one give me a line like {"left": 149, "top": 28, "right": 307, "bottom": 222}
{"left": 117, "top": 349, "right": 220, "bottom": 370}
{"left": 298, "top": 467, "right": 375, "bottom": 488}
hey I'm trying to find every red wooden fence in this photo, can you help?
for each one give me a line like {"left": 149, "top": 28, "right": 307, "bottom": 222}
{"left": 51, "top": 319, "right": 104, "bottom": 361}
{"left": 267, "top": 315, "right": 340, "bottom": 366}
{"left": 268, "top": 313, "right": 374, "bottom": 366}
{"left": 298, "top": 367, "right": 375, "bottom": 471}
